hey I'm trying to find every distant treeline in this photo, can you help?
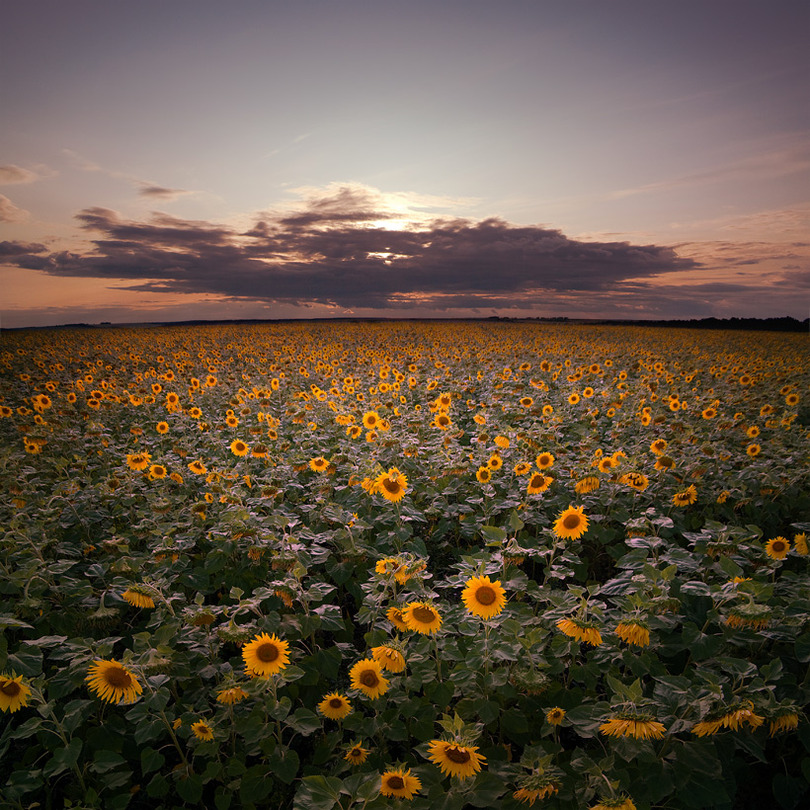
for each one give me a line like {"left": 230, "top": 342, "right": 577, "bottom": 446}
{"left": 6, "top": 316, "right": 810, "bottom": 332}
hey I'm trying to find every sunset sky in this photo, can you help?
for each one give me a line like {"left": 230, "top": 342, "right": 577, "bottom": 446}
{"left": 1, "top": 0, "right": 808, "bottom": 328}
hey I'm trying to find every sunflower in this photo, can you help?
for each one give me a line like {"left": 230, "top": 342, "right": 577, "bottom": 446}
{"left": 769, "top": 710, "right": 800, "bottom": 736}
{"left": 188, "top": 460, "right": 208, "bottom": 475}
{"left": 535, "top": 452, "right": 554, "bottom": 469}
{"left": 433, "top": 413, "right": 452, "bottom": 429}
{"left": 494, "top": 435, "right": 510, "bottom": 448}
{"left": 475, "top": 466, "right": 492, "bottom": 484}
{"left": 649, "top": 438, "right": 667, "bottom": 455}
{"left": 375, "top": 467, "right": 408, "bottom": 503}
{"left": 513, "top": 461, "right": 532, "bottom": 475}
{"left": 156, "top": 421, "right": 169, "bottom": 434}
{"left": 615, "top": 620, "right": 650, "bottom": 647}
{"left": 372, "top": 645, "right": 406, "bottom": 673}
{"left": 230, "top": 439, "right": 249, "bottom": 457}
{"left": 556, "top": 617, "right": 602, "bottom": 646}
{"left": 122, "top": 588, "right": 155, "bottom": 609}
{"left": 126, "top": 452, "right": 151, "bottom": 472}
{"left": 318, "top": 692, "right": 353, "bottom": 720}
{"left": 461, "top": 575, "right": 506, "bottom": 620}
{"left": 344, "top": 742, "right": 370, "bottom": 765}
{"left": 526, "top": 472, "right": 552, "bottom": 495}
{"left": 386, "top": 607, "right": 409, "bottom": 632}
{"left": 575, "top": 475, "right": 601, "bottom": 494}
{"left": 568, "top": 393, "right": 580, "bottom": 405}
{"left": 487, "top": 454, "right": 503, "bottom": 470}
{"left": 552, "top": 506, "right": 589, "bottom": 540}
{"left": 599, "top": 712, "right": 666, "bottom": 740}
{"left": 148, "top": 463, "right": 167, "bottom": 480}
{"left": 349, "top": 659, "right": 389, "bottom": 699}
{"left": 242, "top": 632, "right": 290, "bottom": 678}
{"left": 765, "top": 536, "right": 790, "bottom": 560}
{"left": 0, "top": 673, "right": 31, "bottom": 713}
{"left": 403, "top": 601, "right": 442, "bottom": 634}
{"left": 427, "top": 740, "right": 487, "bottom": 779}
{"left": 380, "top": 768, "right": 422, "bottom": 799}
{"left": 794, "top": 533, "right": 808, "bottom": 556}
{"left": 362, "top": 410, "right": 380, "bottom": 429}
{"left": 86, "top": 659, "right": 143, "bottom": 704}
{"left": 620, "top": 472, "right": 649, "bottom": 492}
{"left": 746, "top": 443, "right": 761, "bottom": 457}
{"left": 309, "top": 456, "right": 328, "bottom": 472}
{"left": 216, "top": 687, "right": 248, "bottom": 705}
{"left": 672, "top": 485, "right": 697, "bottom": 507}
{"left": 513, "top": 773, "right": 561, "bottom": 805}
{"left": 691, "top": 718, "right": 723, "bottom": 737}
{"left": 191, "top": 720, "right": 214, "bottom": 741}
{"left": 545, "top": 707, "right": 566, "bottom": 725}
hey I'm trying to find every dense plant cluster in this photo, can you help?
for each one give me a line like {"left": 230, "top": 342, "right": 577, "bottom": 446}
{"left": 0, "top": 321, "right": 808, "bottom": 810}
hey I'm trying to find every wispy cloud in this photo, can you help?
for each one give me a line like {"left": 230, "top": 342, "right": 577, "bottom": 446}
{"left": 137, "top": 183, "right": 195, "bottom": 202}
{"left": 0, "top": 164, "right": 42, "bottom": 185}
{"left": 0, "top": 194, "right": 29, "bottom": 223}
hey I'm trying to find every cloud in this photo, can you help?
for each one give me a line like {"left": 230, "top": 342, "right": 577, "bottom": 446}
{"left": 0, "top": 165, "right": 40, "bottom": 185}
{"left": 6, "top": 187, "right": 696, "bottom": 311}
{"left": 0, "top": 194, "right": 29, "bottom": 223}
{"left": 137, "top": 184, "right": 194, "bottom": 202}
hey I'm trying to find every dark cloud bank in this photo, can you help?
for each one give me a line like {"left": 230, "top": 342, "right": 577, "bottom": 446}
{"left": 2, "top": 185, "right": 699, "bottom": 313}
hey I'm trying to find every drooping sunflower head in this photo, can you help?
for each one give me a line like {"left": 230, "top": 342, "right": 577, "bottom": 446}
{"left": 371, "top": 644, "right": 407, "bottom": 673}
{"left": 552, "top": 506, "right": 589, "bottom": 540}
{"left": 121, "top": 586, "right": 156, "bottom": 609}
{"left": 216, "top": 686, "right": 248, "bottom": 705}
{"left": 386, "top": 606, "right": 409, "bottom": 632}
{"left": 242, "top": 632, "right": 290, "bottom": 678}
{"left": 461, "top": 575, "right": 506, "bottom": 620}
{"left": 403, "top": 601, "right": 442, "bottom": 635}
{"left": 86, "top": 659, "right": 143, "bottom": 705}
{"left": 426, "top": 739, "right": 487, "bottom": 779}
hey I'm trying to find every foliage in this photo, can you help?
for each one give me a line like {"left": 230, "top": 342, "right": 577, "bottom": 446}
{"left": 0, "top": 321, "right": 808, "bottom": 809}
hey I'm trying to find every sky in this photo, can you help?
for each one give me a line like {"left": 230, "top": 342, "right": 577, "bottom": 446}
{"left": 1, "top": 0, "right": 808, "bottom": 328}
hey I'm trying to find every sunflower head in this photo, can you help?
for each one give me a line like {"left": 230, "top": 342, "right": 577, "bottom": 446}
{"left": 403, "top": 601, "right": 442, "bottom": 634}
{"left": 242, "top": 632, "right": 290, "bottom": 678}
{"left": 380, "top": 767, "right": 422, "bottom": 799}
{"left": 427, "top": 739, "right": 487, "bottom": 779}
{"left": 0, "top": 673, "right": 32, "bottom": 713}
{"left": 461, "top": 575, "right": 506, "bottom": 620}
{"left": 318, "top": 692, "right": 353, "bottom": 720}
{"left": 86, "top": 659, "right": 143, "bottom": 705}
{"left": 344, "top": 741, "right": 370, "bottom": 765}
{"left": 552, "top": 506, "right": 589, "bottom": 540}
{"left": 191, "top": 720, "right": 214, "bottom": 741}
{"left": 349, "top": 659, "right": 390, "bottom": 699}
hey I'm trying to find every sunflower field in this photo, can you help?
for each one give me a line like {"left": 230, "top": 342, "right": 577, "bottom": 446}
{"left": 0, "top": 320, "right": 808, "bottom": 810}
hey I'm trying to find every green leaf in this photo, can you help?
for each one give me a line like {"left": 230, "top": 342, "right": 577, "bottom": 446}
{"left": 269, "top": 745, "right": 300, "bottom": 784}
{"left": 42, "top": 737, "right": 82, "bottom": 779}
{"left": 293, "top": 775, "right": 344, "bottom": 810}
{"left": 240, "top": 764, "right": 275, "bottom": 803}
{"left": 175, "top": 772, "right": 204, "bottom": 803}
{"left": 285, "top": 707, "right": 322, "bottom": 736}
{"left": 480, "top": 525, "right": 507, "bottom": 543}
{"left": 140, "top": 747, "right": 166, "bottom": 775}
{"left": 90, "top": 750, "right": 127, "bottom": 773}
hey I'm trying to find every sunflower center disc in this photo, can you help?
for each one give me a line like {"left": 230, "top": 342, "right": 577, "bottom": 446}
{"left": 530, "top": 475, "right": 543, "bottom": 487}
{"left": 1, "top": 681, "right": 21, "bottom": 697}
{"left": 329, "top": 698, "right": 343, "bottom": 708}
{"left": 383, "top": 478, "right": 400, "bottom": 493}
{"left": 105, "top": 667, "right": 132, "bottom": 688}
{"left": 360, "top": 671, "right": 379, "bottom": 687}
{"left": 388, "top": 776, "right": 405, "bottom": 789}
{"left": 773, "top": 542, "right": 786, "bottom": 553}
{"left": 476, "top": 586, "right": 497, "bottom": 605}
{"left": 412, "top": 607, "right": 435, "bottom": 623}
{"left": 446, "top": 746, "right": 471, "bottom": 764}
{"left": 257, "top": 643, "right": 280, "bottom": 662}
{"left": 563, "top": 514, "right": 581, "bottom": 529}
